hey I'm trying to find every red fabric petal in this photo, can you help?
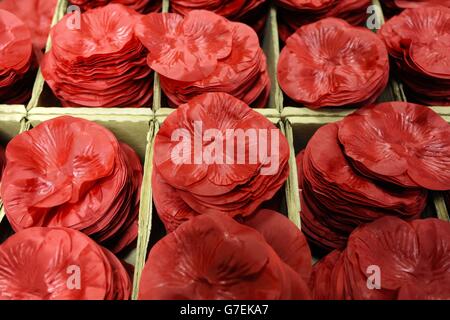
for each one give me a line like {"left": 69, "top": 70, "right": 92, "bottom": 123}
{"left": 138, "top": 214, "right": 311, "bottom": 300}
{"left": 70, "top": 0, "right": 161, "bottom": 13}
{"left": 0, "top": 9, "right": 34, "bottom": 104}
{"left": 243, "top": 209, "right": 312, "bottom": 283}
{"left": 275, "top": 0, "right": 371, "bottom": 43}
{"left": 135, "top": 11, "right": 232, "bottom": 82}
{"left": 41, "top": 4, "right": 153, "bottom": 108}
{"left": 135, "top": 10, "right": 270, "bottom": 108}
{"left": 379, "top": 6, "right": 450, "bottom": 105}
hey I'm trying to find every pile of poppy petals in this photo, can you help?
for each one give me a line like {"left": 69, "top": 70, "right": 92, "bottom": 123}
{"left": 41, "top": 4, "right": 153, "bottom": 108}
{"left": 297, "top": 101, "right": 450, "bottom": 251}
{"left": 242, "top": 209, "right": 312, "bottom": 284}
{"left": 0, "top": 9, "right": 34, "bottom": 104}
{"left": 169, "top": 0, "right": 268, "bottom": 33}
{"left": 138, "top": 214, "right": 311, "bottom": 300}
{"left": 0, "top": 116, "right": 143, "bottom": 254}
{"left": 69, "top": 0, "right": 161, "bottom": 13}
{"left": 0, "top": 0, "right": 58, "bottom": 55}
{"left": 382, "top": 0, "right": 450, "bottom": 15}
{"left": 152, "top": 93, "right": 289, "bottom": 232}
{"left": 0, "top": 227, "right": 131, "bottom": 300}
{"left": 278, "top": 18, "right": 389, "bottom": 109}
{"left": 311, "top": 217, "right": 450, "bottom": 300}
{"left": 379, "top": 6, "right": 450, "bottom": 105}
{"left": 135, "top": 10, "right": 270, "bottom": 108}
{"left": 274, "top": 0, "right": 371, "bottom": 43}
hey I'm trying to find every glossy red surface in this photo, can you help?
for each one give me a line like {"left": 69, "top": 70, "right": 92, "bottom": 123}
{"left": 278, "top": 18, "right": 389, "bottom": 109}
{"left": 1, "top": 116, "right": 143, "bottom": 253}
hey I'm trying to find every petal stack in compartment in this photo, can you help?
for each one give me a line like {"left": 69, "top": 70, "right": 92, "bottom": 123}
{"left": 382, "top": 0, "right": 450, "bottom": 16}
{"left": 311, "top": 217, "right": 450, "bottom": 300}
{"left": 41, "top": 4, "right": 153, "bottom": 108}
{"left": 278, "top": 18, "right": 389, "bottom": 109}
{"left": 135, "top": 10, "right": 270, "bottom": 108}
{"left": 0, "top": 0, "right": 57, "bottom": 55}
{"left": 0, "top": 145, "right": 5, "bottom": 183}
{"left": 69, "top": 0, "right": 161, "bottom": 13}
{"left": 169, "top": 0, "right": 268, "bottom": 33}
{"left": 0, "top": 9, "right": 34, "bottom": 104}
{"left": 0, "top": 227, "right": 131, "bottom": 300}
{"left": 138, "top": 214, "right": 311, "bottom": 300}
{"left": 152, "top": 92, "right": 289, "bottom": 232}
{"left": 298, "top": 102, "right": 450, "bottom": 251}
{"left": 1, "top": 116, "right": 143, "bottom": 254}
{"left": 274, "top": 0, "right": 370, "bottom": 43}
{"left": 379, "top": 6, "right": 450, "bottom": 105}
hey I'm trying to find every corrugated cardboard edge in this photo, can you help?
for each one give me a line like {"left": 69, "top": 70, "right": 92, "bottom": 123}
{"left": 132, "top": 121, "right": 156, "bottom": 300}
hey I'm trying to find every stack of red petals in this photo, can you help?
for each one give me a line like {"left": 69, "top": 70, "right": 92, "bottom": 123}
{"left": 278, "top": 18, "right": 389, "bottom": 109}
{"left": 0, "top": 9, "right": 34, "bottom": 104}
{"left": 298, "top": 102, "right": 450, "bottom": 250}
{"left": 139, "top": 214, "right": 311, "bottom": 300}
{"left": 311, "top": 217, "right": 450, "bottom": 300}
{"left": 382, "top": 0, "right": 450, "bottom": 15}
{"left": 69, "top": 0, "right": 161, "bottom": 13}
{"left": 242, "top": 209, "right": 312, "bottom": 284}
{"left": 1, "top": 116, "right": 143, "bottom": 254}
{"left": 41, "top": 4, "right": 153, "bottom": 108}
{"left": 0, "top": 227, "right": 131, "bottom": 300}
{"left": 0, "top": 0, "right": 58, "bottom": 55}
{"left": 152, "top": 93, "right": 289, "bottom": 232}
{"left": 379, "top": 6, "right": 450, "bottom": 105}
{"left": 169, "top": 0, "right": 268, "bottom": 33}
{"left": 135, "top": 11, "right": 270, "bottom": 108}
{"left": 274, "top": 0, "right": 370, "bottom": 43}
